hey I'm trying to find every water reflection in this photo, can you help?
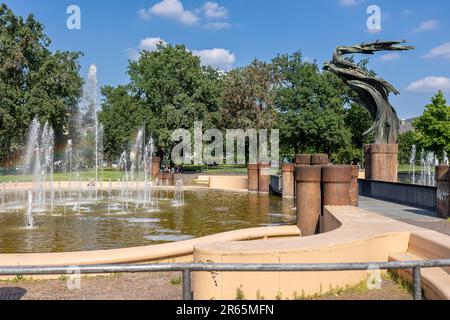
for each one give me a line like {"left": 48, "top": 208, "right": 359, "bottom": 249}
{"left": 0, "top": 190, "right": 295, "bottom": 253}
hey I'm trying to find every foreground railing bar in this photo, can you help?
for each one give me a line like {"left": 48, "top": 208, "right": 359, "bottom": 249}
{"left": 412, "top": 266, "right": 422, "bottom": 301}
{"left": 182, "top": 269, "right": 193, "bottom": 301}
{"left": 0, "top": 259, "right": 449, "bottom": 275}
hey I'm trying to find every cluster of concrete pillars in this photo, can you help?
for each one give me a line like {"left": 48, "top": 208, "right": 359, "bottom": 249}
{"left": 294, "top": 157, "right": 355, "bottom": 236}
{"left": 364, "top": 144, "right": 398, "bottom": 182}
{"left": 247, "top": 163, "right": 271, "bottom": 194}
{"left": 436, "top": 166, "right": 450, "bottom": 219}
{"left": 281, "top": 154, "right": 331, "bottom": 199}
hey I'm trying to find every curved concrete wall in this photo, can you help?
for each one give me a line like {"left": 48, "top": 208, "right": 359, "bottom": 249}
{"left": 207, "top": 176, "right": 248, "bottom": 191}
{"left": 192, "top": 206, "right": 449, "bottom": 300}
{"left": 0, "top": 226, "right": 300, "bottom": 267}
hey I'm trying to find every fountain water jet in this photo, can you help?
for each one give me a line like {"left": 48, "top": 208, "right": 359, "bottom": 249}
{"left": 409, "top": 145, "right": 417, "bottom": 185}
{"left": 26, "top": 190, "right": 34, "bottom": 228}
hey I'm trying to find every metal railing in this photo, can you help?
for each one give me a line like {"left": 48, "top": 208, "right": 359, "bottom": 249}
{"left": 1, "top": 259, "right": 450, "bottom": 300}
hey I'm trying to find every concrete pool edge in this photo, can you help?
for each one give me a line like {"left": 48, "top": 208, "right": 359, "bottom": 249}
{"left": 192, "top": 206, "right": 450, "bottom": 300}
{"left": 0, "top": 225, "right": 300, "bottom": 268}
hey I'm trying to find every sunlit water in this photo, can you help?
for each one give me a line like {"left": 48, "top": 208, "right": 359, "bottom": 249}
{"left": 0, "top": 190, "right": 295, "bottom": 253}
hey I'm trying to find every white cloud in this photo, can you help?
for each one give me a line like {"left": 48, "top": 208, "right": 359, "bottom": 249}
{"left": 139, "top": 37, "right": 167, "bottom": 51}
{"left": 424, "top": 42, "right": 450, "bottom": 59}
{"left": 414, "top": 19, "right": 439, "bottom": 32}
{"left": 406, "top": 76, "right": 450, "bottom": 93}
{"left": 339, "top": 0, "right": 358, "bottom": 7}
{"left": 128, "top": 38, "right": 236, "bottom": 70}
{"left": 139, "top": 0, "right": 199, "bottom": 25}
{"left": 192, "top": 48, "right": 235, "bottom": 71}
{"left": 127, "top": 37, "right": 167, "bottom": 60}
{"left": 205, "top": 22, "right": 231, "bottom": 30}
{"left": 380, "top": 53, "right": 400, "bottom": 62}
{"left": 203, "top": 2, "right": 228, "bottom": 19}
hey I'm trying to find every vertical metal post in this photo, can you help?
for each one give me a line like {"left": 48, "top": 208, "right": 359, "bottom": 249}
{"left": 182, "top": 269, "right": 193, "bottom": 300}
{"left": 413, "top": 266, "right": 422, "bottom": 300}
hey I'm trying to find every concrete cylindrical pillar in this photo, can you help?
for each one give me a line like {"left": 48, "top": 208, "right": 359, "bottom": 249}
{"left": 295, "top": 154, "right": 311, "bottom": 167}
{"left": 386, "top": 144, "right": 399, "bottom": 183}
{"left": 311, "top": 154, "right": 329, "bottom": 166}
{"left": 364, "top": 144, "right": 387, "bottom": 181}
{"left": 151, "top": 157, "right": 161, "bottom": 178}
{"left": 436, "top": 166, "right": 450, "bottom": 219}
{"left": 258, "top": 163, "right": 271, "bottom": 194}
{"left": 295, "top": 166, "right": 322, "bottom": 236}
{"left": 247, "top": 164, "right": 259, "bottom": 193}
{"left": 322, "top": 165, "right": 352, "bottom": 206}
{"left": 350, "top": 165, "right": 359, "bottom": 207}
{"left": 281, "top": 163, "right": 295, "bottom": 198}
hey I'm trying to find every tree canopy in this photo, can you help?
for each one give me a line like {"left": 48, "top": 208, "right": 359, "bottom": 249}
{"left": 273, "top": 52, "right": 353, "bottom": 158}
{"left": 0, "top": 4, "right": 82, "bottom": 165}
{"left": 413, "top": 91, "right": 450, "bottom": 158}
{"left": 125, "top": 43, "right": 222, "bottom": 159}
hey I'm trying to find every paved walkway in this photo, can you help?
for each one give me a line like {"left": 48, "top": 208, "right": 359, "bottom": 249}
{"left": 359, "top": 196, "right": 450, "bottom": 236}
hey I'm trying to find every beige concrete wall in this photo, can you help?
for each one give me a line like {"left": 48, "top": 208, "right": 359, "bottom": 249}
{"left": 206, "top": 176, "right": 248, "bottom": 191}
{"left": 192, "top": 206, "right": 428, "bottom": 300}
{"left": 0, "top": 226, "right": 300, "bottom": 267}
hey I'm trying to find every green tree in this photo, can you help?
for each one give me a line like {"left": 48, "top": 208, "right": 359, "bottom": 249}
{"left": 413, "top": 91, "right": 450, "bottom": 158}
{"left": 273, "top": 52, "right": 352, "bottom": 158}
{"left": 98, "top": 85, "right": 144, "bottom": 163}
{"left": 345, "top": 103, "right": 373, "bottom": 147}
{"left": 398, "top": 131, "right": 420, "bottom": 164}
{"left": 0, "top": 4, "right": 82, "bottom": 165}
{"left": 126, "top": 43, "right": 222, "bottom": 159}
{"left": 220, "top": 60, "right": 278, "bottom": 130}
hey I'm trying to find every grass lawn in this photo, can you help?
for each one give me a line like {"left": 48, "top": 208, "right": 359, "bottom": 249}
{"left": 0, "top": 165, "right": 249, "bottom": 182}
{"left": 182, "top": 165, "right": 248, "bottom": 174}
{"left": 398, "top": 164, "right": 431, "bottom": 174}
{"left": 0, "top": 169, "right": 125, "bottom": 183}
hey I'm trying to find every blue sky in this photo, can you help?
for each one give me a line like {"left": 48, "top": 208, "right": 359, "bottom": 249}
{"left": 4, "top": 0, "right": 450, "bottom": 118}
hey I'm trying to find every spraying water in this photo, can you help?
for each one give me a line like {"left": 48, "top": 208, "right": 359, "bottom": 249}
{"left": 409, "top": 145, "right": 417, "bottom": 185}
{"left": 172, "top": 179, "right": 185, "bottom": 207}
{"left": 22, "top": 118, "right": 41, "bottom": 173}
{"left": 26, "top": 190, "right": 34, "bottom": 228}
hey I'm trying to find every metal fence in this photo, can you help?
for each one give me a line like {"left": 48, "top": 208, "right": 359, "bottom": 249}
{"left": 2, "top": 259, "right": 450, "bottom": 300}
{"left": 359, "top": 179, "right": 437, "bottom": 211}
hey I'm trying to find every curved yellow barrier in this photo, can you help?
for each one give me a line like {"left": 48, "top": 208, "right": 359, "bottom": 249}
{"left": 0, "top": 226, "right": 300, "bottom": 267}
{"left": 193, "top": 206, "right": 450, "bottom": 300}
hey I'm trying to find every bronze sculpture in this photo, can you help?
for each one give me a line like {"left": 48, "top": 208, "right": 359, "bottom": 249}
{"left": 324, "top": 41, "right": 414, "bottom": 144}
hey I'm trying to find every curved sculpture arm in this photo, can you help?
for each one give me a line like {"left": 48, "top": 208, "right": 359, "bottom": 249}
{"left": 324, "top": 40, "right": 414, "bottom": 144}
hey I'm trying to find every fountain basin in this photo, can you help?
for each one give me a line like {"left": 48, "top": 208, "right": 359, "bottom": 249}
{"left": 0, "top": 186, "right": 295, "bottom": 254}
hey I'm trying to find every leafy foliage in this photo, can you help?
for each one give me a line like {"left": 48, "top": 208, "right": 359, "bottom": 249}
{"left": 123, "top": 43, "right": 222, "bottom": 158}
{"left": 220, "top": 60, "right": 278, "bottom": 130}
{"left": 398, "top": 131, "right": 420, "bottom": 164}
{"left": 0, "top": 4, "right": 82, "bottom": 164}
{"left": 413, "top": 91, "right": 450, "bottom": 158}
{"left": 273, "top": 52, "right": 352, "bottom": 158}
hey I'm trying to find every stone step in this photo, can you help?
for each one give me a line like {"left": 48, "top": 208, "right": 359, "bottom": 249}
{"left": 389, "top": 251, "right": 450, "bottom": 300}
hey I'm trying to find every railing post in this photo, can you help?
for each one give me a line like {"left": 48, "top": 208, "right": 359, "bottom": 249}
{"left": 412, "top": 266, "right": 422, "bottom": 300}
{"left": 182, "top": 269, "right": 193, "bottom": 300}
